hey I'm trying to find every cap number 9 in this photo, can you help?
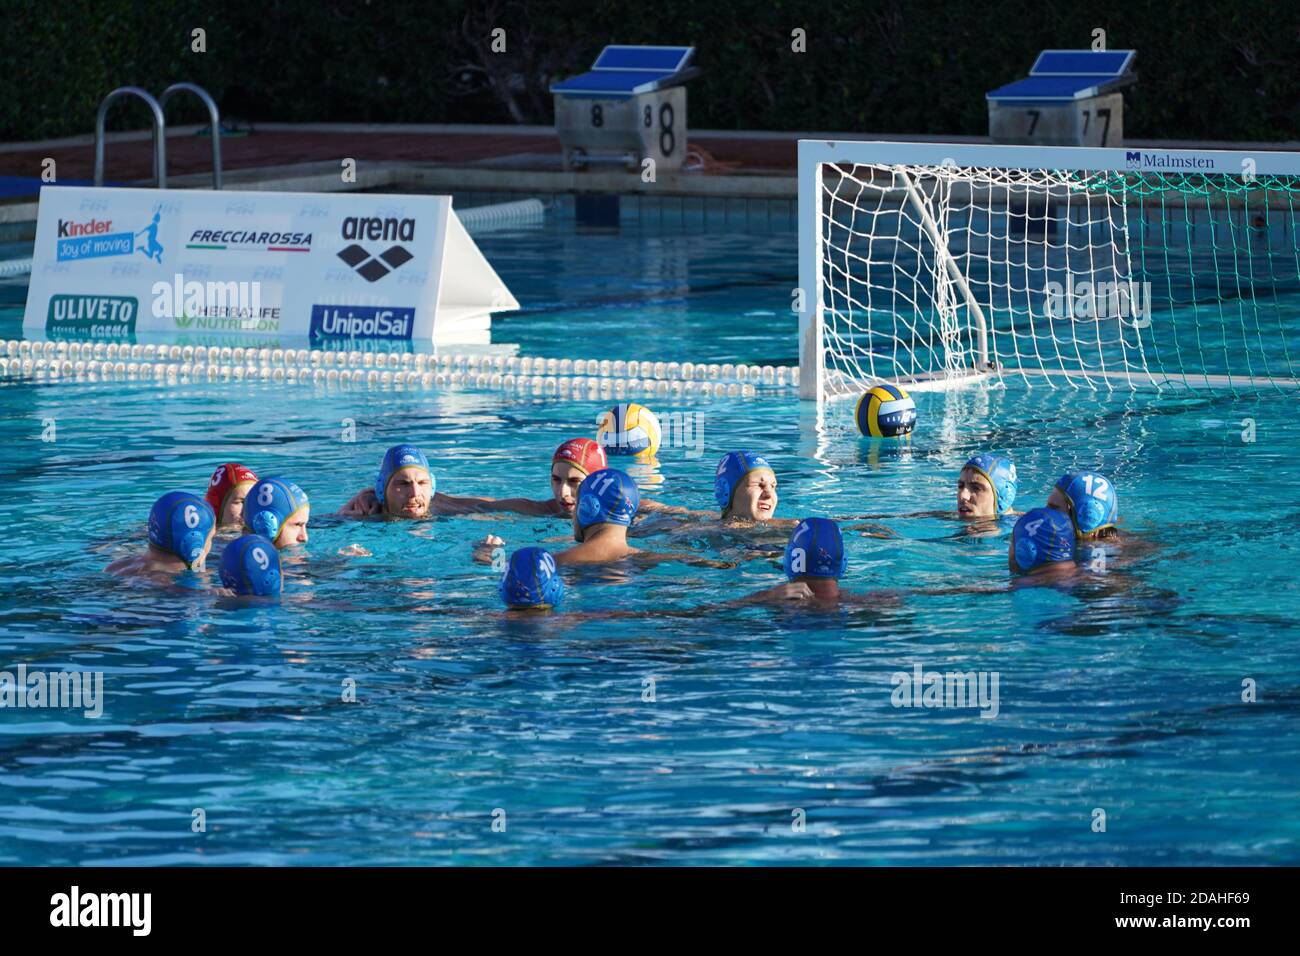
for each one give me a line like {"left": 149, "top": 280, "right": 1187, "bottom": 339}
{"left": 251, "top": 546, "right": 270, "bottom": 570}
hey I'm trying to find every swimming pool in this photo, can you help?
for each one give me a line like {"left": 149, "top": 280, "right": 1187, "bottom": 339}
{"left": 1, "top": 200, "right": 1298, "bottom": 865}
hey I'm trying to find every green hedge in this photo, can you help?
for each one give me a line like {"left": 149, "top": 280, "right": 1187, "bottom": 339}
{"left": 2, "top": 0, "right": 1296, "bottom": 143}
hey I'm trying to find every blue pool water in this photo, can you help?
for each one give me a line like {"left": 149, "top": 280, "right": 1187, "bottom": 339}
{"left": 1, "top": 203, "right": 1299, "bottom": 865}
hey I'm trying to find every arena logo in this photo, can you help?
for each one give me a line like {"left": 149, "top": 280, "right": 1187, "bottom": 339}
{"left": 891, "top": 663, "right": 1000, "bottom": 719}
{"left": 55, "top": 205, "right": 165, "bottom": 263}
{"left": 309, "top": 305, "right": 415, "bottom": 341}
{"left": 0, "top": 664, "right": 104, "bottom": 718}
{"left": 46, "top": 294, "right": 138, "bottom": 338}
{"left": 336, "top": 216, "right": 415, "bottom": 282}
{"left": 185, "top": 227, "right": 313, "bottom": 252}
{"left": 1124, "top": 150, "right": 1217, "bottom": 172}
{"left": 1044, "top": 273, "right": 1152, "bottom": 327}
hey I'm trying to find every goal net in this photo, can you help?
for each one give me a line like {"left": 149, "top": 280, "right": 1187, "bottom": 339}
{"left": 797, "top": 141, "right": 1300, "bottom": 399}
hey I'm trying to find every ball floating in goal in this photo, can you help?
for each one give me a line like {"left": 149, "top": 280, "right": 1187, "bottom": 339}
{"left": 597, "top": 402, "right": 662, "bottom": 458}
{"left": 855, "top": 384, "right": 917, "bottom": 438}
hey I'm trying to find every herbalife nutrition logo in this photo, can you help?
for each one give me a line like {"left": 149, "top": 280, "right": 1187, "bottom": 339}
{"left": 336, "top": 215, "right": 415, "bottom": 282}
{"left": 151, "top": 273, "right": 280, "bottom": 332}
{"left": 0, "top": 664, "right": 103, "bottom": 718}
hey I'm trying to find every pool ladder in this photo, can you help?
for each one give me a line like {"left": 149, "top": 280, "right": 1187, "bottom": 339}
{"left": 93, "top": 82, "right": 223, "bottom": 189}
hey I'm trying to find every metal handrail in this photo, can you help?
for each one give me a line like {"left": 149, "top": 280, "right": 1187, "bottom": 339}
{"left": 94, "top": 87, "right": 167, "bottom": 188}
{"left": 160, "top": 82, "right": 223, "bottom": 189}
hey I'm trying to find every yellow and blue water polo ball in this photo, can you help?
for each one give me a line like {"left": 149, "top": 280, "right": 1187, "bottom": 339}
{"left": 855, "top": 384, "right": 917, "bottom": 437}
{"left": 596, "top": 402, "right": 661, "bottom": 458}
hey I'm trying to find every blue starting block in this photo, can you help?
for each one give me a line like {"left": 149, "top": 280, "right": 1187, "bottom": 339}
{"left": 551, "top": 45, "right": 699, "bottom": 171}
{"left": 987, "top": 49, "right": 1136, "bottom": 146}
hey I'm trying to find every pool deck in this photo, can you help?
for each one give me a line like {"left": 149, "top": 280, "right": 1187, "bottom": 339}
{"left": 2, "top": 122, "right": 1298, "bottom": 225}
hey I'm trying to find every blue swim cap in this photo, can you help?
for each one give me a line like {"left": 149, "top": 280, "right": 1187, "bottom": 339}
{"left": 375, "top": 444, "right": 434, "bottom": 508}
{"left": 243, "top": 477, "right": 309, "bottom": 543}
{"left": 219, "top": 534, "right": 282, "bottom": 596}
{"left": 499, "top": 547, "right": 564, "bottom": 609}
{"left": 1011, "top": 507, "right": 1076, "bottom": 572}
{"left": 964, "top": 454, "right": 1018, "bottom": 514}
{"left": 714, "top": 451, "right": 775, "bottom": 513}
{"left": 576, "top": 469, "right": 639, "bottom": 531}
{"left": 783, "top": 517, "right": 848, "bottom": 580}
{"left": 147, "top": 492, "right": 215, "bottom": 569}
{"left": 1055, "top": 471, "right": 1119, "bottom": 535}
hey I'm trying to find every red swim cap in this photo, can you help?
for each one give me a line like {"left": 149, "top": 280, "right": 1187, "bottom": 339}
{"left": 552, "top": 438, "right": 607, "bottom": 478}
{"left": 205, "top": 462, "right": 258, "bottom": 517}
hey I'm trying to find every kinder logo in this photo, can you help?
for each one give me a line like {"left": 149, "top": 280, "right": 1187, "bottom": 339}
{"left": 56, "top": 206, "right": 165, "bottom": 263}
{"left": 310, "top": 305, "right": 415, "bottom": 341}
{"left": 46, "top": 294, "right": 138, "bottom": 337}
{"left": 336, "top": 216, "right": 415, "bottom": 282}
{"left": 57, "top": 217, "right": 113, "bottom": 237}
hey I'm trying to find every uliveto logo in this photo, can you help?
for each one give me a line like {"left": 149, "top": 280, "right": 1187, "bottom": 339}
{"left": 336, "top": 216, "right": 415, "bottom": 282}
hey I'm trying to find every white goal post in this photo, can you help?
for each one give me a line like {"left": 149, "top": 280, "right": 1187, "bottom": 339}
{"left": 797, "top": 140, "right": 1300, "bottom": 400}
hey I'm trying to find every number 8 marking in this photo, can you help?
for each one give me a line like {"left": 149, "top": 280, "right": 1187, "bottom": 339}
{"left": 258, "top": 484, "right": 274, "bottom": 506}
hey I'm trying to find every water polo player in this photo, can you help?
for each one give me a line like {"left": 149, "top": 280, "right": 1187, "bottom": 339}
{"left": 958, "top": 454, "right": 1019, "bottom": 519}
{"left": 1048, "top": 471, "right": 1120, "bottom": 540}
{"left": 340, "top": 438, "right": 610, "bottom": 518}
{"left": 715, "top": 451, "right": 793, "bottom": 523}
{"left": 477, "top": 468, "right": 733, "bottom": 569}
{"left": 206, "top": 463, "right": 258, "bottom": 528}
{"left": 1009, "top": 507, "right": 1076, "bottom": 575}
{"left": 243, "top": 477, "right": 310, "bottom": 549}
{"left": 740, "top": 518, "right": 893, "bottom": 607}
{"left": 499, "top": 547, "right": 565, "bottom": 611}
{"left": 106, "top": 492, "right": 216, "bottom": 578}
{"left": 219, "top": 534, "right": 283, "bottom": 597}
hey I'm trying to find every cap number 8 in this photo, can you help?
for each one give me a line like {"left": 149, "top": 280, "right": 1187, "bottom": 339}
{"left": 258, "top": 484, "right": 275, "bottom": 507}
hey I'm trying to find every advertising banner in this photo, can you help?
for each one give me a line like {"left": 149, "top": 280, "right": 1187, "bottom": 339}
{"left": 23, "top": 186, "right": 519, "bottom": 346}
